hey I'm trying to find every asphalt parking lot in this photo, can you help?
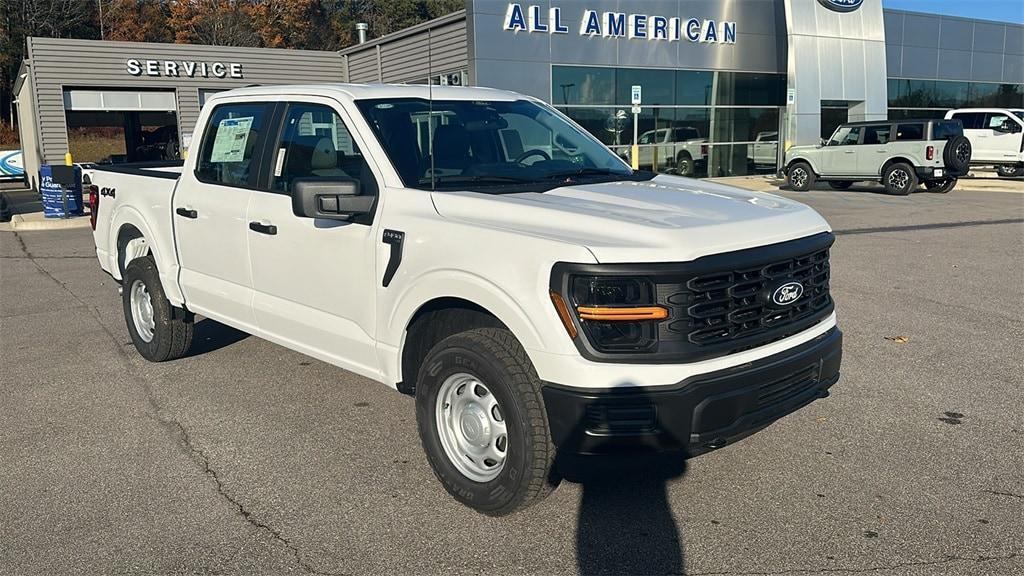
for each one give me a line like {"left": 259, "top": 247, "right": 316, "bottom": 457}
{"left": 1, "top": 185, "right": 1022, "bottom": 576}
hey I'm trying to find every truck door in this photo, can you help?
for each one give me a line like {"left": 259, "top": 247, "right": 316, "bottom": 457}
{"left": 820, "top": 125, "right": 862, "bottom": 175}
{"left": 246, "top": 99, "right": 381, "bottom": 378}
{"left": 172, "top": 101, "right": 276, "bottom": 331}
{"left": 859, "top": 124, "right": 894, "bottom": 177}
{"left": 983, "top": 112, "right": 1023, "bottom": 162}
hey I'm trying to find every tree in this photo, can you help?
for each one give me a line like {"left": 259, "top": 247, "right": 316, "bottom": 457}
{"left": 0, "top": 0, "right": 101, "bottom": 124}
{"left": 102, "top": 0, "right": 173, "bottom": 43}
{"left": 248, "top": 0, "right": 334, "bottom": 50}
{"left": 168, "top": 0, "right": 259, "bottom": 46}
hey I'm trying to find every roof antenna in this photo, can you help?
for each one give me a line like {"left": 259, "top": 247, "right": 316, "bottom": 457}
{"left": 428, "top": 26, "right": 435, "bottom": 192}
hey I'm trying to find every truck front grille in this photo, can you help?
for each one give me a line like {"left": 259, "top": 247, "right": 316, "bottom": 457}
{"left": 663, "top": 244, "right": 832, "bottom": 351}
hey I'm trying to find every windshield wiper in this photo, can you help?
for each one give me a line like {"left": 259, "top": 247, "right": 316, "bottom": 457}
{"left": 542, "top": 167, "right": 625, "bottom": 180}
{"left": 425, "top": 174, "right": 532, "bottom": 185}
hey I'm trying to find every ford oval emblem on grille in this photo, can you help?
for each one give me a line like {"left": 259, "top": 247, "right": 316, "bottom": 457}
{"left": 771, "top": 281, "right": 804, "bottom": 307}
{"left": 817, "top": 0, "right": 863, "bottom": 12}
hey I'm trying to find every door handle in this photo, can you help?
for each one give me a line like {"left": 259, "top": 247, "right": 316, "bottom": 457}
{"left": 249, "top": 221, "right": 277, "bottom": 235}
{"left": 176, "top": 207, "right": 197, "bottom": 219}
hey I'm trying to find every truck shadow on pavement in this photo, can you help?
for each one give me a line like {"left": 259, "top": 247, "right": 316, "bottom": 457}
{"left": 184, "top": 318, "right": 250, "bottom": 357}
{"left": 552, "top": 388, "right": 689, "bottom": 576}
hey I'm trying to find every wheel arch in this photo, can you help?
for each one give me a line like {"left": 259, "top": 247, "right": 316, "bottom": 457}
{"left": 786, "top": 156, "right": 818, "bottom": 175}
{"left": 385, "top": 272, "right": 557, "bottom": 393}
{"left": 108, "top": 205, "right": 183, "bottom": 305}
{"left": 880, "top": 156, "right": 916, "bottom": 176}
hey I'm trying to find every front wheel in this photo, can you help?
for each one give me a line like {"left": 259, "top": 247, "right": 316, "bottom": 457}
{"left": 883, "top": 162, "right": 917, "bottom": 195}
{"left": 122, "top": 256, "right": 193, "bottom": 362}
{"left": 787, "top": 162, "right": 815, "bottom": 191}
{"left": 415, "top": 327, "right": 557, "bottom": 516}
{"left": 924, "top": 178, "right": 957, "bottom": 193}
{"left": 996, "top": 164, "right": 1022, "bottom": 178}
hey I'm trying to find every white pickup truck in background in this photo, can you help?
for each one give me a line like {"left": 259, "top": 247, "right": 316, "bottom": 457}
{"left": 88, "top": 84, "right": 842, "bottom": 516}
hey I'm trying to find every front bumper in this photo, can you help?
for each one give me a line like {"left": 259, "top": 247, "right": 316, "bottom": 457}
{"left": 542, "top": 327, "right": 842, "bottom": 456}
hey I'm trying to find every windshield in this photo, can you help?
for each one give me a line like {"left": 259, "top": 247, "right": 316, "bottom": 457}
{"left": 355, "top": 98, "right": 639, "bottom": 191}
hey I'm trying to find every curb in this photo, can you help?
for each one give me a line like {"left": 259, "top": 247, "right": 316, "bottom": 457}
{"left": 0, "top": 215, "right": 91, "bottom": 232}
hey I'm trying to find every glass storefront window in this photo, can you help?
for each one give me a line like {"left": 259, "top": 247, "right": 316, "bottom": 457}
{"left": 615, "top": 68, "right": 675, "bottom": 105}
{"left": 711, "top": 108, "right": 780, "bottom": 143}
{"left": 715, "top": 72, "right": 786, "bottom": 106}
{"left": 676, "top": 71, "right": 714, "bottom": 105}
{"left": 554, "top": 67, "right": 785, "bottom": 177}
{"left": 933, "top": 81, "right": 969, "bottom": 108}
{"left": 552, "top": 66, "right": 616, "bottom": 105}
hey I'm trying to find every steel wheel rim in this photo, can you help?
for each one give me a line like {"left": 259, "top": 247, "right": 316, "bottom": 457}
{"left": 130, "top": 279, "right": 155, "bottom": 343}
{"left": 678, "top": 158, "right": 692, "bottom": 175}
{"left": 888, "top": 169, "right": 909, "bottom": 190}
{"left": 435, "top": 373, "right": 508, "bottom": 483}
{"left": 791, "top": 168, "right": 807, "bottom": 188}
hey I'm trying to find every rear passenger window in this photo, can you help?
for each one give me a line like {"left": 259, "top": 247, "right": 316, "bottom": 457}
{"left": 951, "top": 112, "right": 984, "bottom": 130}
{"left": 895, "top": 124, "right": 924, "bottom": 141}
{"left": 863, "top": 125, "right": 892, "bottom": 145}
{"left": 272, "top": 103, "right": 376, "bottom": 195}
{"left": 195, "top": 103, "right": 272, "bottom": 187}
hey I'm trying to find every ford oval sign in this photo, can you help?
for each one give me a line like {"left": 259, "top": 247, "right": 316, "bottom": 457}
{"left": 771, "top": 282, "right": 805, "bottom": 307}
{"left": 817, "top": 0, "right": 864, "bottom": 12}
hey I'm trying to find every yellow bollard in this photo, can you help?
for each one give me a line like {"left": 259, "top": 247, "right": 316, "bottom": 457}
{"left": 64, "top": 152, "right": 73, "bottom": 166}
{"left": 631, "top": 144, "right": 639, "bottom": 170}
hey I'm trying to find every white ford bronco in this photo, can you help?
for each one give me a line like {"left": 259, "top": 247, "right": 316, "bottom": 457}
{"left": 89, "top": 84, "right": 842, "bottom": 516}
{"left": 785, "top": 119, "right": 972, "bottom": 195}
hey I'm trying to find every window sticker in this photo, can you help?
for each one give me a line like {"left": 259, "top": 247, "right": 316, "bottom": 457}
{"left": 210, "top": 116, "right": 254, "bottom": 163}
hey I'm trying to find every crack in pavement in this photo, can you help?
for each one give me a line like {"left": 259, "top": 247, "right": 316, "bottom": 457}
{"left": 9, "top": 231, "right": 344, "bottom": 576}
{"left": 686, "top": 551, "right": 1020, "bottom": 575}
{"left": 983, "top": 489, "right": 1024, "bottom": 500}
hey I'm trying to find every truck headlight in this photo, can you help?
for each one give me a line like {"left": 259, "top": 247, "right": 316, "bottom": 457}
{"left": 563, "top": 276, "right": 667, "bottom": 352}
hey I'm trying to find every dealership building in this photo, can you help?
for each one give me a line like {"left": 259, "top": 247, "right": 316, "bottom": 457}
{"left": 13, "top": 0, "right": 1024, "bottom": 187}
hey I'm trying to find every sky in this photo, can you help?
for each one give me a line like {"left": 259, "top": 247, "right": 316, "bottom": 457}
{"left": 883, "top": 0, "right": 1024, "bottom": 25}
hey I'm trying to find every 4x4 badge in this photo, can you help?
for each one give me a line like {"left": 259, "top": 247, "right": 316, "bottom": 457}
{"left": 771, "top": 281, "right": 804, "bottom": 306}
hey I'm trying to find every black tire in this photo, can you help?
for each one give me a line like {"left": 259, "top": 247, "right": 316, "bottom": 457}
{"left": 676, "top": 152, "right": 694, "bottom": 176}
{"left": 415, "top": 327, "right": 556, "bottom": 516}
{"left": 996, "top": 164, "right": 1022, "bottom": 178}
{"left": 122, "top": 256, "right": 193, "bottom": 362}
{"left": 787, "top": 162, "right": 815, "bottom": 191}
{"left": 924, "top": 178, "right": 957, "bottom": 193}
{"left": 943, "top": 135, "right": 971, "bottom": 174}
{"left": 828, "top": 181, "right": 853, "bottom": 190}
{"left": 883, "top": 162, "right": 917, "bottom": 195}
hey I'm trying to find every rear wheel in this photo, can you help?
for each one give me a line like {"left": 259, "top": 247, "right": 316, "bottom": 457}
{"left": 122, "top": 256, "right": 193, "bottom": 362}
{"left": 787, "top": 162, "right": 815, "bottom": 191}
{"left": 828, "top": 181, "right": 853, "bottom": 190}
{"left": 676, "top": 153, "right": 694, "bottom": 176}
{"left": 415, "top": 327, "right": 556, "bottom": 516}
{"left": 996, "top": 164, "right": 1022, "bottom": 178}
{"left": 924, "top": 178, "right": 957, "bottom": 193}
{"left": 883, "top": 162, "right": 917, "bottom": 195}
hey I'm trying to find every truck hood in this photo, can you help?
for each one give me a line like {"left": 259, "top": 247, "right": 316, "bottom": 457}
{"left": 430, "top": 174, "right": 832, "bottom": 263}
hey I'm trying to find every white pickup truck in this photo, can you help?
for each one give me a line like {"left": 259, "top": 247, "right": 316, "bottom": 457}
{"left": 88, "top": 84, "right": 842, "bottom": 516}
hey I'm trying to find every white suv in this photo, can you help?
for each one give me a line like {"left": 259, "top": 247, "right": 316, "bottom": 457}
{"left": 785, "top": 119, "right": 972, "bottom": 194}
{"left": 945, "top": 108, "right": 1024, "bottom": 177}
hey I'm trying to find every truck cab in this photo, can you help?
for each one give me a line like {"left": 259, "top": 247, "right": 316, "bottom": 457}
{"left": 89, "top": 84, "right": 842, "bottom": 516}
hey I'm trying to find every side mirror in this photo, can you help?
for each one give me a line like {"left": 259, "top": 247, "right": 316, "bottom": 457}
{"left": 292, "top": 179, "right": 374, "bottom": 221}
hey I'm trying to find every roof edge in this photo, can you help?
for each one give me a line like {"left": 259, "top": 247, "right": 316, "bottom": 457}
{"left": 338, "top": 10, "right": 467, "bottom": 55}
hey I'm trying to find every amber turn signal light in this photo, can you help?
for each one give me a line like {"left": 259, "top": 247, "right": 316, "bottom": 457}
{"left": 549, "top": 291, "right": 578, "bottom": 339}
{"left": 576, "top": 306, "right": 669, "bottom": 321}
